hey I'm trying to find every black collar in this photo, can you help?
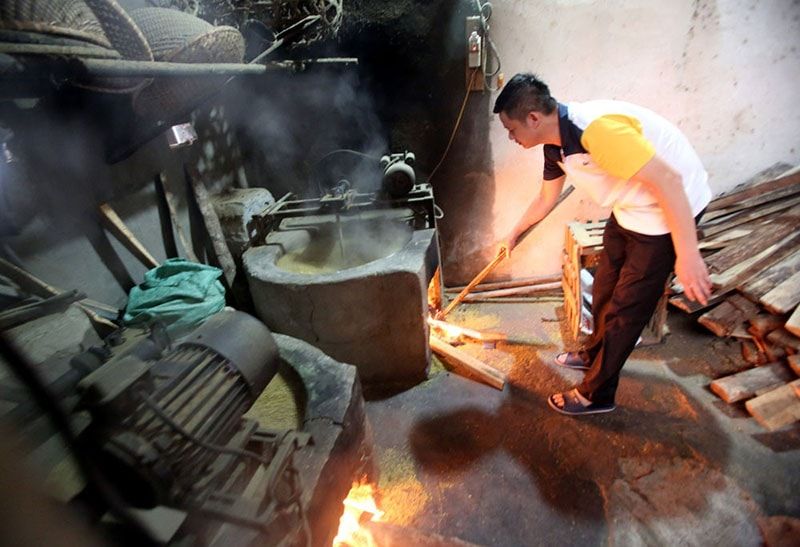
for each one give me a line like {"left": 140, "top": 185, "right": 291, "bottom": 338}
{"left": 557, "top": 102, "right": 586, "bottom": 156}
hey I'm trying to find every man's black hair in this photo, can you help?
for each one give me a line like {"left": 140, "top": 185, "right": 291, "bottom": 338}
{"left": 493, "top": 73, "right": 557, "bottom": 119}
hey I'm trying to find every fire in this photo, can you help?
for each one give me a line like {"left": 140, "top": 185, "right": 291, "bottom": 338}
{"left": 332, "top": 482, "right": 384, "bottom": 547}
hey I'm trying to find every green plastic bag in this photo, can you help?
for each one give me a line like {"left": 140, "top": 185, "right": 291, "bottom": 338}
{"left": 124, "top": 258, "right": 226, "bottom": 334}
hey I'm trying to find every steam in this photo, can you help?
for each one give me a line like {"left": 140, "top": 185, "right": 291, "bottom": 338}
{"left": 223, "top": 69, "right": 388, "bottom": 198}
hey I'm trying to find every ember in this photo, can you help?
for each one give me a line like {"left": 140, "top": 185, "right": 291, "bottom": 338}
{"left": 332, "top": 482, "right": 384, "bottom": 547}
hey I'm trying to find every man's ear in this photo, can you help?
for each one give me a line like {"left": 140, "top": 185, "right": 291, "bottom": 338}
{"left": 526, "top": 111, "right": 540, "bottom": 126}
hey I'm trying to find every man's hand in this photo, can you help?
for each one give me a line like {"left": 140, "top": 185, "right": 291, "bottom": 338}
{"left": 675, "top": 250, "right": 712, "bottom": 305}
{"left": 499, "top": 230, "right": 521, "bottom": 254}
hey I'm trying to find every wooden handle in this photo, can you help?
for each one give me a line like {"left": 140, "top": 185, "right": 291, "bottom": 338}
{"left": 441, "top": 248, "right": 507, "bottom": 317}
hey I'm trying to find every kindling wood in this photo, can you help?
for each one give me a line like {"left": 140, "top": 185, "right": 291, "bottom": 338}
{"left": 760, "top": 270, "right": 800, "bottom": 315}
{"left": 697, "top": 294, "right": 759, "bottom": 337}
{"left": 710, "top": 362, "right": 795, "bottom": 403}
{"left": 745, "top": 379, "right": 800, "bottom": 431}
{"left": 739, "top": 249, "right": 800, "bottom": 301}
{"left": 786, "top": 305, "right": 800, "bottom": 338}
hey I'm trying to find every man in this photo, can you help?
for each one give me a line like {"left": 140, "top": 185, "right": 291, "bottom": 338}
{"left": 494, "top": 73, "right": 712, "bottom": 415}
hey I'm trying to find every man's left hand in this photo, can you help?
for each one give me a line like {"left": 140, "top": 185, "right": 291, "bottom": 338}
{"left": 675, "top": 251, "right": 712, "bottom": 305}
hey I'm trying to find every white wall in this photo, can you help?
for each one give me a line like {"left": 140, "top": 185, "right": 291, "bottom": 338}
{"left": 488, "top": 0, "right": 800, "bottom": 277}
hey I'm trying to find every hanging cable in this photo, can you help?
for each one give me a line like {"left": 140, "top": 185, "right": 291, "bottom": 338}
{"left": 427, "top": 69, "right": 478, "bottom": 183}
{"left": 473, "top": 0, "right": 502, "bottom": 91}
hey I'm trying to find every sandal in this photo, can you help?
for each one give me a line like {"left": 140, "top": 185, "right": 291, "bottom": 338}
{"left": 547, "top": 389, "right": 616, "bottom": 415}
{"left": 554, "top": 351, "right": 590, "bottom": 370}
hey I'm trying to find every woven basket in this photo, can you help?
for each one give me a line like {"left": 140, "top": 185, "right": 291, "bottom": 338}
{"left": 0, "top": 0, "right": 110, "bottom": 47}
{"left": 0, "top": 0, "right": 153, "bottom": 93}
{"left": 130, "top": 7, "right": 244, "bottom": 119}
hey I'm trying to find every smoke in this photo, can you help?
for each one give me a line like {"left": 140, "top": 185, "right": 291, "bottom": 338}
{"left": 223, "top": 69, "right": 388, "bottom": 198}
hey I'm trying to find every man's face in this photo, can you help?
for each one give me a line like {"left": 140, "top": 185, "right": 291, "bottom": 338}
{"left": 499, "top": 111, "right": 541, "bottom": 149}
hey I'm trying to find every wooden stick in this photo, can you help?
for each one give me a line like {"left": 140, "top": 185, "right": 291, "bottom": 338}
{"left": 459, "top": 282, "right": 562, "bottom": 300}
{"left": 444, "top": 274, "right": 562, "bottom": 294}
{"left": 441, "top": 248, "right": 507, "bottom": 317}
{"left": 0, "top": 258, "right": 117, "bottom": 333}
{"left": 0, "top": 290, "right": 84, "bottom": 330}
{"left": 707, "top": 171, "right": 800, "bottom": 211}
{"left": 185, "top": 166, "right": 237, "bottom": 288}
{"left": 98, "top": 203, "right": 160, "bottom": 269}
{"left": 429, "top": 335, "right": 506, "bottom": 390}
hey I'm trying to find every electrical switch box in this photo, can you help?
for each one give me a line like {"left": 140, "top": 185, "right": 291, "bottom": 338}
{"left": 465, "top": 16, "right": 484, "bottom": 91}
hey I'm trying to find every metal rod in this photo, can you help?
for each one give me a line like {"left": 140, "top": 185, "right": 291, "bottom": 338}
{"left": 80, "top": 58, "right": 269, "bottom": 77}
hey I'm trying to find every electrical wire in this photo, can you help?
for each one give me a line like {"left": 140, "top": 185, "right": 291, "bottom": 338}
{"left": 473, "top": 0, "right": 502, "bottom": 90}
{"left": 427, "top": 69, "right": 478, "bottom": 183}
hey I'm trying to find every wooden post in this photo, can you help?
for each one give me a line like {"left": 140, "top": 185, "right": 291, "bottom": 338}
{"left": 98, "top": 203, "right": 160, "bottom": 269}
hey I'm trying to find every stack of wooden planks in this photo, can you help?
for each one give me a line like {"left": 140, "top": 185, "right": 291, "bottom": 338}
{"left": 444, "top": 273, "right": 563, "bottom": 304}
{"left": 669, "top": 167, "right": 800, "bottom": 431}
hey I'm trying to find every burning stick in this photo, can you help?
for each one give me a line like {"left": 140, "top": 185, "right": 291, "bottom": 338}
{"left": 429, "top": 334, "right": 506, "bottom": 390}
{"left": 427, "top": 317, "right": 507, "bottom": 343}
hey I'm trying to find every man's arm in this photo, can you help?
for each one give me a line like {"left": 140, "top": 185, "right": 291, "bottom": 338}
{"left": 503, "top": 176, "right": 565, "bottom": 251}
{"left": 633, "top": 155, "right": 711, "bottom": 305}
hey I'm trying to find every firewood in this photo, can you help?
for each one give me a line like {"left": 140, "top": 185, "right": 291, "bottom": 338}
{"left": 745, "top": 379, "right": 800, "bottom": 431}
{"left": 760, "top": 270, "right": 800, "bottom": 315}
{"left": 789, "top": 354, "right": 800, "bottom": 376}
{"left": 461, "top": 282, "right": 562, "bottom": 300}
{"left": 706, "top": 171, "right": 800, "bottom": 211}
{"left": 710, "top": 362, "right": 795, "bottom": 403}
{"left": 786, "top": 305, "right": 800, "bottom": 338}
{"left": 741, "top": 340, "right": 768, "bottom": 366}
{"left": 697, "top": 295, "right": 759, "bottom": 337}
{"left": 747, "top": 314, "right": 786, "bottom": 337}
{"left": 739, "top": 248, "right": 800, "bottom": 301}
{"left": 700, "top": 192, "right": 800, "bottom": 240}
{"left": 429, "top": 335, "right": 506, "bottom": 390}
{"left": 444, "top": 274, "right": 562, "bottom": 293}
{"left": 767, "top": 328, "right": 800, "bottom": 352}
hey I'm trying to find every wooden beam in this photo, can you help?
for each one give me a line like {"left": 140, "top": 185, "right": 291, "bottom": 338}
{"left": 429, "top": 335, "right": 506, "bottom": 390}
{"left": 700, "top": 189, "right": 800, "bottom": 237}
{"left": 786, "top": 305, "right": 800, "bottom": 338}
{"left": 98, "top": 203, "right": 160, "bottom": 269}
{"left": 745, "top": 379, "right": 800, "bottom": 431}
{"left": 760, "top": 270, "right": 800, "bottom": 315}
{"left": 710, "top": 362, "right": 794, "bottom": 403}
{"left": 153, "top": 172, "right": 178, "bottom": 259}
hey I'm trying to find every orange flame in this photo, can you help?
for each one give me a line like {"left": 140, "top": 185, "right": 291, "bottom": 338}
{"left": 332, "top": 482, "right": 384, "bottom": 547}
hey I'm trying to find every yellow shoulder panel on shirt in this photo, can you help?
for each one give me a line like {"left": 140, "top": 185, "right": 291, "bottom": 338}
{"left": 579, "top": 114, "right": 656, "bottom": 180}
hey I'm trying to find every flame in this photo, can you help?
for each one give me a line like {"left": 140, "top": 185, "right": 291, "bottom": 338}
{"left": 427, "top": 316, "right": 467, "bottom": 343}
{"left": 332, "top": 482, "right": 384, "bottom": 547}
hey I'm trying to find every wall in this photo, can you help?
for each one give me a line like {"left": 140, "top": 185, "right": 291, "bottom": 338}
{"left": 486, "top": 0, "right": 800, "bottom": 278}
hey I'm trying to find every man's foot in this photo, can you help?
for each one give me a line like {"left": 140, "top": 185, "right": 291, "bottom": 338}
{"left": 554, "top": 352, "right": 590, "bottom": 370}
{"left": 547, "top": 388, "right": 616, "bottom": 415}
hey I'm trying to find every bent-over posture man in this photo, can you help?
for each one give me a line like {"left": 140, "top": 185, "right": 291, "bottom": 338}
{"left": 494, "top": 73, "right": 712, "bottom": 415}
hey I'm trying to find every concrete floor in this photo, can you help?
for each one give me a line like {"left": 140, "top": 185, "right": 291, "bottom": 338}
{"left": 364, "top": 302, "right": 800, "bottom": 546}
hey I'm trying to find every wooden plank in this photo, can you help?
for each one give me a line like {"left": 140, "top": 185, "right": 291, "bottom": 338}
{"left": 701, "top": 185, "right": 800, "bottom": 228}
{"left": 786, "top": 305, "right": 800, "bottom": 338}
{"left": 789, "top": 354, "right": 800, "bottom": 376}
{"left": 705, "top": 205, "right": 800, "bottom": 273}
{"left": 767, "top": 328, "right": 800, "bottom": 351}
{"left": 429, "top": 335, "right": 506, "bottom": 390}
{"left": 701, "top": 193, "right": 800, "bottom": 239}
{"left": 760, "top": 270, "right": 800, "bottom": 314}
{"left": 697, "top": 295, "right": 759, "bottom": 337}
{"left": 745, "top": 379, "right": 800, "bottom": 431}
{"left": 741, "top": 340, "right": 767, "bottom": 366}
{"left": 710, "top": 362, "right": 795, "bottom": 403}
{"left": 739, "top": 249, "right": 800, "bottom": 301}
{"left": 98, "top": 203, "right": 160, "bottom": 270}
{"left": 707, "top": 171, "right": 800, "bottom": 211}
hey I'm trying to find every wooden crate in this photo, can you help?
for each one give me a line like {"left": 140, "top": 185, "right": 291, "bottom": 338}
{"left": 562, "top": 220, "right": 669, "bottom": 345}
